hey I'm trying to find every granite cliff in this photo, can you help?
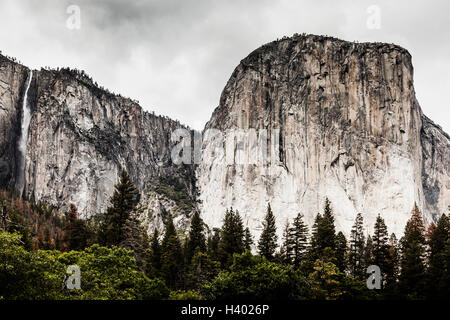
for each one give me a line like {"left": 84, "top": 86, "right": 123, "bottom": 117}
{"left": 0, "top": 34, "right": 449, "bottom": 238}
{"left": 197, "top": 34, "right": 450, "bottom": 238}
{"left": 0, "top": 54, "right": 196, "bottom": 231}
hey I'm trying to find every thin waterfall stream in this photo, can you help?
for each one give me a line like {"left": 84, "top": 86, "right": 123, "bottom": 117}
{"left": 17, "top": 70, "right": 33, "bottom": 197}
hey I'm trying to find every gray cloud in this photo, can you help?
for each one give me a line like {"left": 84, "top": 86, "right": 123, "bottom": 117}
{"left": 0, "top": 0, "right": 448, "bottom": 132}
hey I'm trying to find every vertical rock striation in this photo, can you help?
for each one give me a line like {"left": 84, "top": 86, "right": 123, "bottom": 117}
{"left": 0, "top": 55, "right": 196, "bottom": 229}
{"left": 0, "top": 54, "right": 30, "bottom": 190}
{"left": 197, "top": 34, "right": 450, "bottom": 238}
{"left": 0, "top": 34, "right": 448, "bottom": 239}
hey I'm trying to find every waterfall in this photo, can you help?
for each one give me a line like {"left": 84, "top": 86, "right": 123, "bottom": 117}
{"left": 17, "top": 70, "right": 33, "bottom": 197}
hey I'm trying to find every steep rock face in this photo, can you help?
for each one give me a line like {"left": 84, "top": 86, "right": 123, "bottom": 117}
{"left": 0, "top": 57, "right": 196, "bottom": 226}
{"left": 0, "top": 55, "right": 29, "bottom": 189}
{"left": 421, "top": 116, "right": 450, "bottom": 221}
{"left": 1, "top": 34, "right": 448, "bottom": 239}
{"left": 197, "top": 34, "right": 450, "bottom": 238}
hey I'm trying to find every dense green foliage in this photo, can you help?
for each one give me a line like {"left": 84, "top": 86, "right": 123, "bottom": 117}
{"left": 202, "top": 251, "right": 311, "bottom": 300}
{"left": 0, "top": 171, "right": 448, "bottom": 300}
{"left": 0, "top": 232, "right": 168, "bottom": 300}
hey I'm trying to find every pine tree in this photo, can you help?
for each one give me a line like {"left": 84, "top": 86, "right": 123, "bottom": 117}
{"left": 309, "top": 199, "right": 336, "bottom": 258}
{"left": 349, "top": 213, "right": 365, "bottom": 280}
{"left": 280, "top": 221, "right": 294, "bottom": 265}
{"left": 335, "top": 231, "right": 347, "bottom": 272}
{"left": 62, "top": 203, "right": 89, "bottom": 251}
{"left": 100, "top": 170, "right": 139, "bottom": 246}
{"left": 186, "top": 211, "right": 206, "bottom": 263}
{"left": 219, "top": 208, "right": 245, "bottom": 267}
{"left": 232, "top": 210, "right": 245, "bottom": 254}
{"left": 207, "top": 228, "right": 221, "bottom": 262}
{"left": 364, "top": 235, "right": 374, "bottom": 267}
{"left": 426, "top": 213, "right": 450, "bottom": 299}
{"left": 291, "top": 212, "right": 309, "bottom": 268}
{"left": 161, "top": 215, "right": 183, "bottom": 289}
{"left": 399, "top": 203, "right": 426, "bottom": 298}
{"left": 372, "top": 214, "right": 390, "bottom": 288}
{"left": 320, "top": 198, "right": 336, "bottom": 251}
{"left": 257, "top": 204, "right": 278, "bottom": 261}
{"left": 244, "top": 227, "right": 253, "bottom": 251}
{"left": 119, "top": 211, "right": 149, "bottom": 272}
{"left": 148, "top": 229, "right": 162, "bottom": 278}
{"left": 385, "top": 233, "right": 400, "bottom": 293}
{"left": 308, "top": 213, "right": 323, "bottom": 263}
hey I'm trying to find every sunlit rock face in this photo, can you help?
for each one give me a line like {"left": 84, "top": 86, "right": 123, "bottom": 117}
{"left": 197, "top": 34, "right": 450, "bottom": 239}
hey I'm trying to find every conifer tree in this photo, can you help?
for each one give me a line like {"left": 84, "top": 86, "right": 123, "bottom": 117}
{"left": 244, "top": 227, "right": 253, "bottom": 251}
{"left": 280, "top": 221, "right": 294, "bottom": 265}
{"left": 323, "top": 198, "right": 334, "bottom": 224}
{"left": 62, "top": 204, "right": 89, "bottom": 251}
{"left": 148, "top": 229, "right": 162, "bottom": 278}
{"left": 186, "top": 211, "right": 206, "bottom": 263}
{"left": 319, "top": 198, "right": 336, "bottom": 251}
{"left": 335, "top": 231, "right": 347, "bottom": 272}
{"left": 426, "top": 213, "right": 450, "bottom": 299}
{"left": 207, "top": 228, "right": 221, "bottom": 262}
{"left": 399, "top": 203, "right": 426, "bottom": 298}
{"left": 258, "top": 204, "right": 278, "bottom": 261}
{"left": 161, "top": 215, "right": 183, "bottom": 288}
{"left": 385, "top": 233, "right": 400, "bottom": 293}
{"left": 309, "top": 199, "right": 336, "bottom": 260}
{"left": 119, "top": 211, "right": 150, "bottom": 271}
{"left": 232, "top": 210, "right": 245, "bottom": 253}
{"left": 364, "top": 235, "right": 374, "bottom": 267}
{"left": 372, "top": 214, "right": 390, "bottom": 288}
{"left": 291, "top": 212, "right": 309, "bottom": 268}
{"left": 308, "top": 213, "right": 322, "bottom": 262}
{"left": 100, "top": 170, "right": 139, "bottom": 246}
{"left": 349, "top": 213, "right": 365, "bottom": 280}
{"left": 219, "top": 208, "right": 245, "bottom": 267}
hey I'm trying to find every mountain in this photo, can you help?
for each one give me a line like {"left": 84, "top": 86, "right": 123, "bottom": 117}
{"left": 0, "top": 54, "right": 196, "bottom": 232}
{"left": 196, "top": 34, "right": 450, "bottom": 238}
{"left": 0, "top": 34, "right": 449, "bottom": 239}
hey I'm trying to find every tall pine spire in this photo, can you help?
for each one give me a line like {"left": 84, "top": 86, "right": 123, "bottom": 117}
{"left": 186, "top": 210, "right": 206, "bottom": 263}
{"left": 399, "top": 203, "right": 426, "bottom": 298}
{"left": 291, "top": 212, "right": 309, "bottom": 267}
{"left": 258, "top": 203, "right": 278, "bottom": 261}
{"left": 349, "top": 212, "right": 365, "bottom": 280}
{"left": 425, "top": 213, "right": 449, "bottom": 298}
{"left": 219, "top": 208, "right": 245, "bottom": 267}
{"left": 100, "top": 170, "right": 139, "bottom": 246}
{"left": 372, "top": 214, "right": 390, "bottom": 288}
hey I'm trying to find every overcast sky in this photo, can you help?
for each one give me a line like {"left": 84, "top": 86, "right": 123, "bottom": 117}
{"left": 0, "top": 0, "right": 448, "bottom": 132}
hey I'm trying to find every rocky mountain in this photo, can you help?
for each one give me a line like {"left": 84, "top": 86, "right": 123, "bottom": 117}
{"left": 197, "top": 34, "right": 450, "bottom": 239}
{"left": 0, "top": 34, "right": 449, "bottom": 239}
{"left": 0, "top": 54, "right": 197, "bottom": 232}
